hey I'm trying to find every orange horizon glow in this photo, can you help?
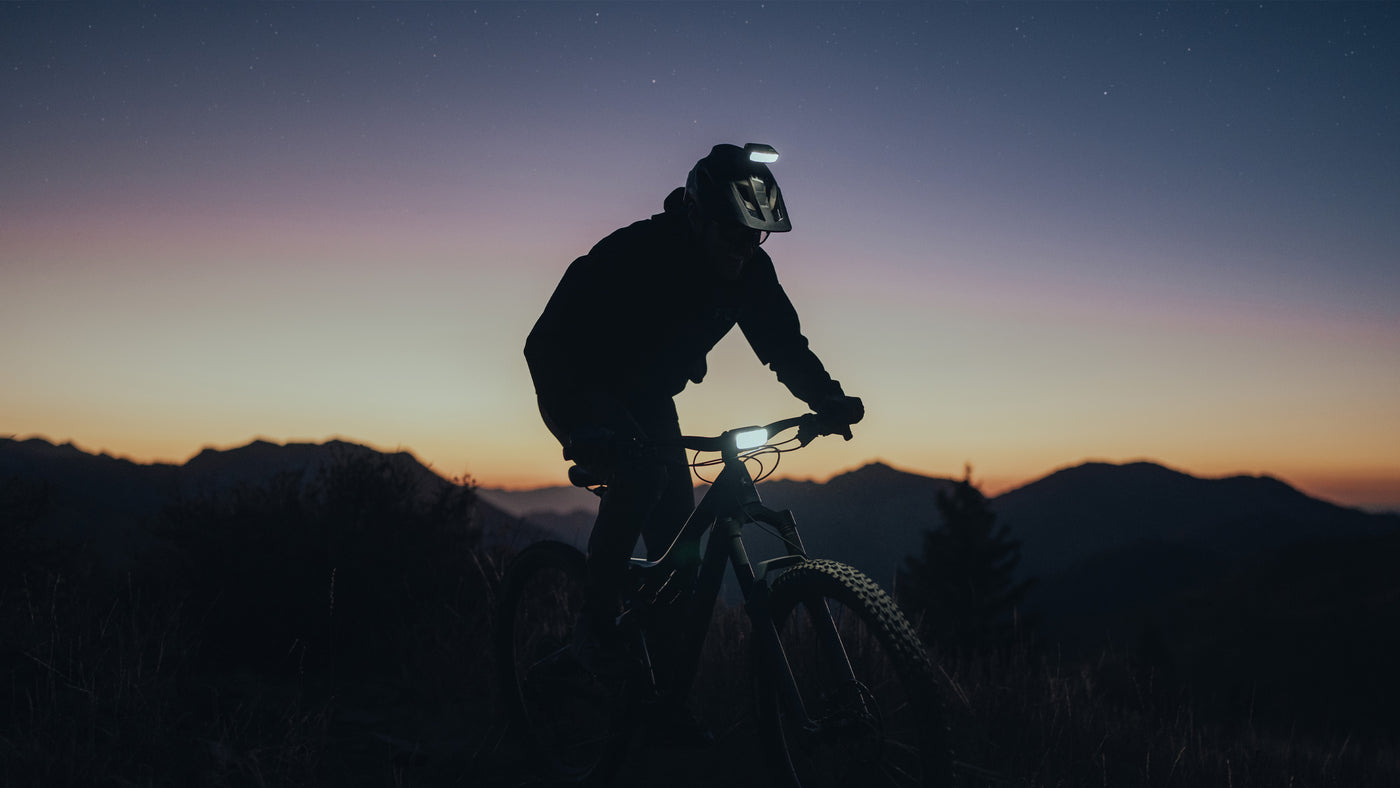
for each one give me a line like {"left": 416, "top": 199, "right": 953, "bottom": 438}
{"left": 9, "top": 428, "right": 1397, "bottom": 513}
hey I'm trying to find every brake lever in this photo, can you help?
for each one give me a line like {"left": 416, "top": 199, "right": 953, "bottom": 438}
{"left": 799, "top": 415, "right": 853, "bottom": 445}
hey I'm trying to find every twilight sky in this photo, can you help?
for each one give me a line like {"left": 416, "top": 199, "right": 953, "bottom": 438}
{"left": 3, "top": 2, "right": 1398, "bottom": 508}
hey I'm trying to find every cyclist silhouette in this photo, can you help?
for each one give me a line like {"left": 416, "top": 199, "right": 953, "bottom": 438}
{"left": 524, "top": 142, "right": 863, "bottom": 743}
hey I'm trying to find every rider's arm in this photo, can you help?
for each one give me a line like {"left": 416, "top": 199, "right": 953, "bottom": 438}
{"left": 736, "top": 253, "right": 847, "bottom": 409}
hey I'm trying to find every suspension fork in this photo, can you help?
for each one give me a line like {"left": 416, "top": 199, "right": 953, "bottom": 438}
{"left": 706, "top": 515, "right": 810, "bottom": 725}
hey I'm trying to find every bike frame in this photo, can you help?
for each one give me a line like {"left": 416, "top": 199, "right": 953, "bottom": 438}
{"left": 622, "top": 417, "right": 859, "bottom": 728}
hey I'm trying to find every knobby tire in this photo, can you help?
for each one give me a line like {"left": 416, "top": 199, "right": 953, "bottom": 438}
{"left": 757, "top": 559, "right": 953, "bottom": 788}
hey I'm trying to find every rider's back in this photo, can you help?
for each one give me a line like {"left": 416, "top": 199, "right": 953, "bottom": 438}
{"left": 524, "top": 192, "right": 833, "bottom": 406}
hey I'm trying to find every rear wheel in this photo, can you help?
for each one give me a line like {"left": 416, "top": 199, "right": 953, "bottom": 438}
{"left": 756, "top": 559, "right": 952, "bottom": 788}
{"left": 495, "top": 541, "right": 632, "bottom": 785}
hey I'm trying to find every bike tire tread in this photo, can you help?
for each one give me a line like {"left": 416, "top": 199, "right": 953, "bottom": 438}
{"left": 762, "top": 558, "right": 953, "bottom": 788}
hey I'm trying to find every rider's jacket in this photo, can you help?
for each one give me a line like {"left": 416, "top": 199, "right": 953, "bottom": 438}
{"left": 525, "top": 189, "right": 843, "bottom": 423}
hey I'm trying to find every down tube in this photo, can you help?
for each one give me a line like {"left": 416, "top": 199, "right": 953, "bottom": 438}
{"left": 663, "top": 508, "right": 725, "bottom": 702}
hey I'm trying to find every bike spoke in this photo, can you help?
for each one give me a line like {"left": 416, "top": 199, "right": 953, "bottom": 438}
{"left": 878, "top": 755, "right": 922, "bottom": 786}
{"left": 524, "top": 644, "right": 569, "bottom": 674}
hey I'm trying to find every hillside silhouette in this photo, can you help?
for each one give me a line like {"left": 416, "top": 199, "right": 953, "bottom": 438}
{"left": 994, "top": 460, "right": 1392, "bottom": 578}
{"left": 0, "top": 437, "right": 517, "bottom": 563}
{"left": 4, "top": 436, "right": 1399, "bottom": 786}
{"left": 1, "top": 436, "right": 496, "bottom": 786}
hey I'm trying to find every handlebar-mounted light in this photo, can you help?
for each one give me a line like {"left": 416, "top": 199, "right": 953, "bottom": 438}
{"left": 744, "top": 143, "right": 779, "bottom": 164}
{"left": 734, "top": 427, "right": 770, "bottom": 451}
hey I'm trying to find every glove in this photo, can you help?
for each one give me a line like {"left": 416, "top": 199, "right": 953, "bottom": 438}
{"left": 811, "top": 393, "right": 864, "bottom": 441}
{"left": 687, "top": 357, "right": 707, "bottom": 385}
{"left": 814, "top": 393, "right": 864, "bottom": 426}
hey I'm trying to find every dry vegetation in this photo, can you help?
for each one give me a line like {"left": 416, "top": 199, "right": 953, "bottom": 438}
{"left": 2, "top": 463, "right": 1396, "bottom": 786}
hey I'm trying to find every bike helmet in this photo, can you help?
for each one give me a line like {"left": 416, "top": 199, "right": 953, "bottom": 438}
{"left": 685, "top": 143, "right": 792, "bottom": 233}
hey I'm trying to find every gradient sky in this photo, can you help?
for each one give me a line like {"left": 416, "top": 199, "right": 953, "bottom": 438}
{"left": 3, "top": 2, "right": 1398, "bottom": 508}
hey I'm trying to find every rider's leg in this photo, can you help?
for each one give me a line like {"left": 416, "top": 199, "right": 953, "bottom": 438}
{"left": 546, "top": 394, "right": 712, "bottom": 742}
{"left": 623, "top": 399, "right": 712, "bottom": 731}
{"left": 537, "top": 392, "right": 672, "bottom": 637}
{"left": 632, "top": 396, "right": 695, "bottom": 561}
{"left": 590, "top": 395, "right": 693, "bottom": 629}
{"left": 584, "top": 454, "right": 666, "bottom": 629}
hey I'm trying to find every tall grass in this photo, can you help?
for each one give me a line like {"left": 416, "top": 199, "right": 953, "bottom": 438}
{"left": 927, "top": 640, "right": 1399, "bottom": 787}
{"left": 1, "top": 454, "right": 496, "bottom": 787}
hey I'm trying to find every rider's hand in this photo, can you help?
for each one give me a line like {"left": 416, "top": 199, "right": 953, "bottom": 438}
{"left": 813, "top": 393, "right": 864, "bottom": 441}
{"left": 815, "top": 393, "right": 864, "bottom": 426}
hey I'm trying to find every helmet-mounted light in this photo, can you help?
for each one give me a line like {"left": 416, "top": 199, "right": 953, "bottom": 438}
{"left": 744, "top": 143, "right": 779, "bottom": 164}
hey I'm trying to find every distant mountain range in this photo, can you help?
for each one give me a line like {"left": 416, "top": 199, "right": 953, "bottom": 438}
{"left": 483, "top": 459, "right": 1396, "bottom": 577}
{"left": 481, "top": 457, "right": 1400, "bottom": 653}
{"left": 7, "top": 436, "right": 1398, "bottom": 646}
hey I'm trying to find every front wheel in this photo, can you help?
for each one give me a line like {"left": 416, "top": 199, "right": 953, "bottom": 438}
{"left": 495, "top": 541, "right": 632, "bottom": 785}
{"left": 755, "top": 559, "right": 952, "bottom": 788}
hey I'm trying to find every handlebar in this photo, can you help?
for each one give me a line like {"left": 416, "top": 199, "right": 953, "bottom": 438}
{"left": 566, "top": 413, "right": 853, "bottom": 490}
{"left": 677, "top": 413, "right": 852, "bottom": 455}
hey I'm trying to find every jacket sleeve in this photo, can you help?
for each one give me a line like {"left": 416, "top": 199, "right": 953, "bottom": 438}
{"left": 737, "top": 259, "right": 844, "bottom": 407}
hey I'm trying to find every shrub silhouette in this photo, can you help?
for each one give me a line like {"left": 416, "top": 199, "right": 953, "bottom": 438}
{"left": 155, "top": 450, "right": 481, "bottom": 678}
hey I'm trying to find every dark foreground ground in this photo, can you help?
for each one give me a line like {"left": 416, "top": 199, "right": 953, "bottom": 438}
{"left": 6, "top": 558, "right": 1397, "bottom": 788}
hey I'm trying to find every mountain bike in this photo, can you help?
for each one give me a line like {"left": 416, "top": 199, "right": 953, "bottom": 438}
{"left": 495, "top": 414, "right": 951, "bottom": 787}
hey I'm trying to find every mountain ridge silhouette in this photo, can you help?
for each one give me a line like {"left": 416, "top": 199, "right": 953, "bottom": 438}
{"left": 992, "top": 459, "right": 1392, "bottom": 577}
{"left": 6, "top": 436, "right": 1396, "bottom": 627}
{"left": 0, "top": 436, "right": 522, "bottom": 561}
{"left": 482, "top": 458, "right": 1394, "bottom": 572}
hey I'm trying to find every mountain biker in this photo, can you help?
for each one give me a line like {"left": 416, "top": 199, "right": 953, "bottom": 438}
{"left": 523, "top": 142, "right": 864, "bottom": 742}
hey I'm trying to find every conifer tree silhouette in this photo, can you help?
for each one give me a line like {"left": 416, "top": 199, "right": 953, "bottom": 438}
{"left": 898, "top": 467, "right": 1033, "bottom": 651}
